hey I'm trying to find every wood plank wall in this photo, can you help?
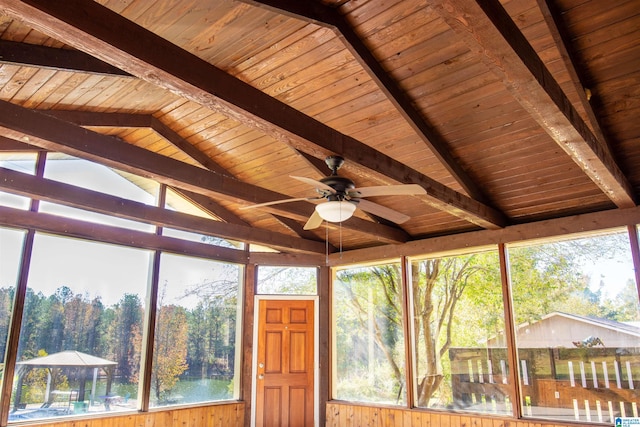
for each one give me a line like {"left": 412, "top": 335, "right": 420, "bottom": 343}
{"left": 21, "top": 403, "right": 244, "bottom": 427}
{"left": 325, "top": 402, "right": 585, "bottom": 427}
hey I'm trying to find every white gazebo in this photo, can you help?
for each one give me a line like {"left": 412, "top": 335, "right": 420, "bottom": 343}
{"left": 14, "top": 351, "right": 117, "bottom": 410}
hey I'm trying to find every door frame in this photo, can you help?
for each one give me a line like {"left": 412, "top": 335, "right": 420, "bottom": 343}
{"left": 250, "top": 295, "right": 319, "bottom": 427}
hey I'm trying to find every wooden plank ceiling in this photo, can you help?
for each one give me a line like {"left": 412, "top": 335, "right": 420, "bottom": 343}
{"left": 0, "top": 0, "right": 637, "bottom": 254}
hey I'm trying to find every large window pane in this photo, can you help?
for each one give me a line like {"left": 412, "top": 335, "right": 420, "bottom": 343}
{"left": 409, "top": 250, "right": 509, "bottom": 415}
{"left": 9, "top": 234, "right": 151, "bottom": 422}
{"left": 257, "top": 266, "right": 317, "bottom": 295}
{"left": 44, "top": 154, "right": 158, "bottom": 204}
{"left": 0, "top": 153, "right": 36, "bottom": 209}
{"left": 333, "top": 262, "right": 407, "bottom": 405}
{"left": 0, "top": 227, "right": 26, "bottom": 394}
{"left": 40, "top": 155, "right": 158, "bottom": 232}
{"left": 508, "top": 230, "right": 640, "bottom": 423}
{"left": 151, "top": 253, "right": 242, "bottom": 407}
{"left": 39, "top": 202, "right": 156, "bottom": 232}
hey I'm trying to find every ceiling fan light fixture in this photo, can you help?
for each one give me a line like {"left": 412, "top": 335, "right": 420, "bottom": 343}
{"left": 315, "top": 200, "right": 356, "bottom": 223}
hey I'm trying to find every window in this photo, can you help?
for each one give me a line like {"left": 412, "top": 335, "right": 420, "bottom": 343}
{"left": 0, "top": 153, "right": 36, "bottom": 209}
{"left": 409, "top": 250, "right": 509, "bottom": 414}
{"left": 257, "top": 266, "right": 317, "bottom": 295}
{"left": 151, "top": 253, "right": 242, "bottom": 407}
{"left": 508, "top": 230, "right": 640, "bottom": 423}
{"left": 44, "top": 154, "right": 158, "bottom": 204}
{"left": 9, "top": 234, "right": 152, "bottom": 422}
{"left": 333, "top": 262, "right": 407, "bottom": 405}
{"left": 0, "top": 227, "right": 26, "bottom": 394}
{"left": 40, "top": 154, "right": 158, "bottom": 232}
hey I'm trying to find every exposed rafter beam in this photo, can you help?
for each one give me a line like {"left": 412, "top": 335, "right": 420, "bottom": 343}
{"left": 0, "top": 205, "right": 251, "bottom": 264}
{"left": 43, "top": 110, "right": 149, "bottom": 127}
{"left": 271, "top": 214, "right": 331, "bottom": 247}
{"left": 0, "top": 166, "right": 328, "bottom": 255}
{"left": 0, "top": 100, "right": 409, "bottom": 244}
{"left": 333, "top": 205, "right": 640, "bottom": 266}
{"left": 535, "top": 0, "right": 609, "bottom": 148}
{"left": 0, "top": 39, "right": 131, "bottom": 76}
{"left": 43, "top": 109, "right": 335, "bottom": 239}
{"left": 0, "top": 136, "right": 42, "bottom": 151}
{"left": 239, "top": 0, "right": 489, "bottom": 203}
{"left": 46, "top": 110, "right": 228, "bottom": 175}
{"left": 0, "top": 0, "right": 507, "bottom": 230}
{"left": 429, "top": 0, "right": 636, "bottom": 209}
{"left": 149, "top": 117, "right": 231, "bottom": 176}
{"left": 43, "top": 109, "right": 248, "bottom": 225}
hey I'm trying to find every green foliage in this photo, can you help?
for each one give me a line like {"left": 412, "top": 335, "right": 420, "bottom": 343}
{"left": 152, "top": 304, "right": 189, "bottom": 402}
{"left": 334, "top": 231, "right": 639, "bottom": 409}
{"left": 12, "top": 279, "right": 239, "bottom": 407}
{"left": 257, "top": 266, "right": 317, "bottom": 294}
{"left": 21, "top": 350, "right": 70, "bottom": 404}
{"left": 110, "top": 293, "right": 143, "bottom": 383}
{"left": 334, "top": 264, "right": 406, "bottom": 404}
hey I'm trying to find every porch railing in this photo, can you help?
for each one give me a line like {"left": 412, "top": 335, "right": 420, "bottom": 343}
{"left": 449, "top": 346, "right": 640, "bottom": 423}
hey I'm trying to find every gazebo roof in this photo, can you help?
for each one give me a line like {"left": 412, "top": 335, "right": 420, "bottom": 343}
{"left": 17, "top": 351, "right": 116, "bottom": 368}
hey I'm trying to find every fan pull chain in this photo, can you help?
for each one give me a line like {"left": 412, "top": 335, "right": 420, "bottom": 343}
{"left": 339, "top": 220, "right": 343, "bottom": 259}
{"left": 325, "top": 221, "right": 329, "bottom": 265}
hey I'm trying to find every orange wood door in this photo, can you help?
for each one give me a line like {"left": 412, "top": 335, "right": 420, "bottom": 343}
{"left": 255, "top": 299, "right": 314, "bottom": 427}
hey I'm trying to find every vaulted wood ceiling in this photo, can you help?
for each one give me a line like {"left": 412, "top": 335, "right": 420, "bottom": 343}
{"left": 0, "top": 0, "right": 637, "bottom": 254}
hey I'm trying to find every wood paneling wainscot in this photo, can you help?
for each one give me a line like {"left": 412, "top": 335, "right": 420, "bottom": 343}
{"left": 326, "top": 402, "right": 588, "bottom": 427}
{"left": 18, "top": 403, "right": 244, "bottom": 427}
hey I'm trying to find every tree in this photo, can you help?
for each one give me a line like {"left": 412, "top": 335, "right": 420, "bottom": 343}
{"left": 336, "top": 264, "right": 405, "bottom": 402}
{"left": 110, "top": 293, "right": 143, "bottom": 383}
{"left": 153, "top": 304, "right": 188, "bottom": 402}
{"left": 182, "top": 264, "right": 239, "bottom": 381}
{"left": 336, "top": 232, "right": 636, "bottom": 408}
{"left": 411, "top": 253, "right": 497, "bottom": 406}
{"left": 0, "top": 287, "right": 13, "bottom": 364}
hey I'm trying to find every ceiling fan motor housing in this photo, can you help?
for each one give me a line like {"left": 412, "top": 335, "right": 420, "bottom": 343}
{"left": 320, "top": 175, "right": 356, "bottom": 201}
{"left": 321, "top": 155, "right": 357, "bottom": 201}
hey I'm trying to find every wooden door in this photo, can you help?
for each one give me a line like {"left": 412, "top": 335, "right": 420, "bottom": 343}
{"left": 255, "top": 299, "right": 314, "bottom": 427}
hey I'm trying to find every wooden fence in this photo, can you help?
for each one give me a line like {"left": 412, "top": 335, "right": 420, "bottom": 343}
{"left": 449, "top": 346, "right": 640, "bottom": 423}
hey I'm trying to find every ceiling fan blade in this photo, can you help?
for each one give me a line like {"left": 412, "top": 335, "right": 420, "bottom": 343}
{"left": 240, "top": 197, "right": 318, "bottom": 210}
{"left": 357, "top": 199, "right": 411, "bottom": 224}
{"left": 303, "top": 210, "right": 324, "bottom": 230}
{"left": 351, "top": 184, "right": 426, "bottom": 198}
{"left": 290, "top": 175, "right": 336, "bottom": 193}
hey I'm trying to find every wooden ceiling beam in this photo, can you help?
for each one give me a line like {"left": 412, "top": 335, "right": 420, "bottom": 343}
{"left": 0, "top": 0, "right": 507, "bottom": 230}
{"left": 271, "top": 214, "right": 332, "bottom": 248}
{"left": 149, "top": 117, "right": 231, "bottom": 176}
{"left": 0, "top": 205, "right": 251, "bottom": 264}
{"left": 240, "top": 0, "right": 490, "bottom": 203}
{"left": 42, "top": 109, "right": 339, "bottom": 238}
{"left": 0, "top": 165, "right": 328, "bottom": 255}
{"left": 0, "top": 39, "right": 131, "bottom": 76}
{"left": 0, "top": 100, "right": 409, "bottom": 244}
{"left": 43, "top": 109, "right": 248, "bottom": 226}
{"left": 0, "top": 136, "right": 42, "bottom": 151}
{"left": 43, "top": 109, "right": 150, "bottom": 127}
{"left": 535, "top": 0, "right": 610, "bottom": 149}
{"left": 429, "top": 0, "right": 636, "bottom": 209}
{"left": 333, "top": 205, "right": 640, "bottom": 266}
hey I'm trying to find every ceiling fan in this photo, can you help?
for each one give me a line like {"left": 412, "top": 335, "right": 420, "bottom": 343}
{"left": 242, "top": 156, "right": 426, "bottom": 230}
